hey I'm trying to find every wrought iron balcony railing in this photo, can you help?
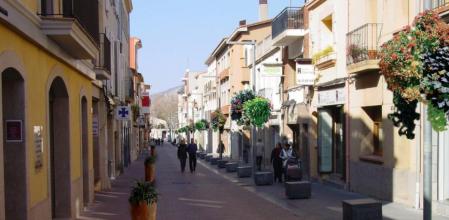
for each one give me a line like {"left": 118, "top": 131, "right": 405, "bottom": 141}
{"left": 272, "top": 7, "right": 304, "bottom": 39}
{"left": 346, "top": 23, "right": 382, "bottom": 65}
{"left": 40, "top": 0, "right": 99, "bottom": 44}
{"left": 433, "top": 0, "right": 449, "bottom": 9}
{"left": 97, "top": 34, "right": 112, "bottom": 74}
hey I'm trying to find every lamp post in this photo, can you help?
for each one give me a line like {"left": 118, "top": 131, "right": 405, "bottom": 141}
{"left": 227, "top": 40, "right": 257, "bottom": 174}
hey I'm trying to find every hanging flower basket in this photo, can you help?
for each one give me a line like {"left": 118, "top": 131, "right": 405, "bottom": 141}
{"left": 243, "top": 97, "right": 272, "bottom": 128}
{"left": 231, "top": 90, "right": 256, "bottom": 126}
{"left": 211, "top": 109, "right": 226, "bottom": 132}
{"left": 380, "top": 11, "right": 449, "bottom": 139}
{"left": 195, "top": 119, "right": 209, "bottom": 131}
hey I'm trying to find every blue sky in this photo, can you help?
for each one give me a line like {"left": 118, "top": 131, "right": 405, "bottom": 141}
{"left": 130, "top": 0, "right": 304, "bottom": 94}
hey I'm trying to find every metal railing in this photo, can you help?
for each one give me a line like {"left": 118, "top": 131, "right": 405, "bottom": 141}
{"left": 346, "top": 23, "right": 382, "bottom": 65}
{"left": 433, "top": 0, "right": 449, "bottom": 9}
{"left": 272, "top": 7, "right": 304, "bottom": 39}
{"left": 40, "top": 0, "right": 99, "bottom": 44}
{"left": 97, "top": 34, "right": 112, "bottom": 74}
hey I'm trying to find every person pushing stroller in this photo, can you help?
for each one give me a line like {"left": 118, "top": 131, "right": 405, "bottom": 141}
{"left": 280, "top": 142, "right": 302, "bottom": 181}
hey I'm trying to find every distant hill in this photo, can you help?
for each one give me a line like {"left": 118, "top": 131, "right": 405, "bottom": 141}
{"left": 150, "top": 86, "right": 182, "bottom": 127}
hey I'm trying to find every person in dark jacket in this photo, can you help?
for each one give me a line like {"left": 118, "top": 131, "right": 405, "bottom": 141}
{"left": 177, "top": 139, "right": 188, "bottom": 173}
{"left": 187, "top": 138, "right": 198, "bottom": 173}
{"left": 271, "top": 142, "right": 283, "bottom": 183}
{"left": 217, "top": 140, "right": 225, "bottom": 159}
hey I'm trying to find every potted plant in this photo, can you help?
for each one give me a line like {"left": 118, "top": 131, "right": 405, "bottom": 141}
{"left": 144, "top": 155, "right": 157, "bottom": 183}
{"left": 231, "top": 90, "right": 256, "bottom": 126}
{"left": 129, "top": 180, "right": 158, "bottom": 220}
{"left": 243, "top": 97, "right": 272, "bottom": 127}
{"left": 211, "top": 109, "right": 226, "bottom": 132}
{"left": 195, "top": 119, "right": 208, "bottom": 131}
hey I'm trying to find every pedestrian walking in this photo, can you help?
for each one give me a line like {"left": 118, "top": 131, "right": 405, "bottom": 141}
{"left": 280, "top": 142, "right": 297, "bottom": 180}
{"left": 255, "top": 139, "right": 264, "bottom": 171}
{"left": 177, "top": 139, "right": 188, "bottom": 173}
{"left": 187, "top": 138, "right": 198, "bottom": 173}
{"left": 217, "top": 140, "right": 225, "bottom": 159}
{"left": 271, "top": 142, "right": 283, "bottom": 183}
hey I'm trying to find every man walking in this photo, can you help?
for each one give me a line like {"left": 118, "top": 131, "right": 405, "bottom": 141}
{"left": 187, "top": 138, "right": 198, "bottom": 173}
{"left": 177, "top": 139, "right": 188, "bottom": 173}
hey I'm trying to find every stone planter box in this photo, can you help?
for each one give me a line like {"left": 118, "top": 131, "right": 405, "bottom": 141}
{"left": 210, "top": 157, "right": 219, "bottom": 165}
{"left": 226, "top": 162, "right": 238, "bottom": 172}
{"left": 285, "top": 181, "right": 311, "bottom": 199}
{"left": 199, "top": 153, "right": 206, "bottom": 159}
{"left": 254, "top": 171, "right": 274, "bottom": 186}
{"left": 217, "top": 160, "right": 228, "bottom": 169}
{"left": 342, "top": 198, "right": 382, "bottom": 220}
{"left": 205, "top": 155, "right": 213, "bottom": 162}
{"left": 237, "top": 166, "right": 252, "bottom": 178}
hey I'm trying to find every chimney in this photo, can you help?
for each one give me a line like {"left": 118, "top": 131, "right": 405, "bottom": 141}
{"left": 239, "top": 20, "right": 247, "bottom": 26}
{"left": 259, "top": 0, "right": 268, "bottom": 21}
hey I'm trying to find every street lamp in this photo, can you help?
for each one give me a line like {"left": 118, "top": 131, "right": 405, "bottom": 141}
{"left": 227, "top": 40, "right": 257, "bottom": 176}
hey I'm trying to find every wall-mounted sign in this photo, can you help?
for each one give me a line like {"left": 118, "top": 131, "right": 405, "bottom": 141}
{"left": 116, "top": 106, "right": 131, "bottom": 121}
{"left": 317, "top": 88, "right": 345, "bottom": 107}
{"left": 296, "top": 64, "right": 315, "bottom": 86}
{"left": 34, "top": 126, "right": 43, "bottom": 170}
{"left": 92, "top": 117, "right": 99, "bottom": 137}
{"left": 6, "top": 120, "right": 22, "bottom": 142}
{"left": 263, "top": 65, "right": 282, "bottom": 76}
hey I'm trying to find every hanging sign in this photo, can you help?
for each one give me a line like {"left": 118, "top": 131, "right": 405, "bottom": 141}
{"left": 141, "top": 92, "right": 150, "bottom": 114}
{"left": 317, "top": 88, "right": 345, "bottom": 106}
{"left": 116, "top": 106, "right": 131, "bottom": 121}
{"left": 6, "top": 120, "right": 22, "bottom": 142}
{"left": 296, "top": 64, "right": 315, "bottom": 85}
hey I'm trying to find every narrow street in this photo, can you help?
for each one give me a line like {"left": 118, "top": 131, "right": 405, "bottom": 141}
{"left": 80, "top": 143, "right": 299, "bottom": 220}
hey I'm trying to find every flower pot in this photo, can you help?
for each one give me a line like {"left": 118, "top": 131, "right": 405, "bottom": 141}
{"left": 145, "top": 164, "right": 155, "bottom": 183}
{"left": 367, "top": 50, "right": 378, "bottom": 59}
{"left": 130, "top": 202, "right": 157, "bottom": 220}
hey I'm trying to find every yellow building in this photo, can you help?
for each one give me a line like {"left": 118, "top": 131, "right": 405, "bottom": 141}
{"left": 0, "top": 0, "right": 132, "bottom": 218}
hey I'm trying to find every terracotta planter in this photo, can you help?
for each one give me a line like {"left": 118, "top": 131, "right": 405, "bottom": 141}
{"left": 130, "top": 202, "right": 157, "bottom": 220}
{"left": 367, "top": 50, "right": 378, "bottom": 59}
{"left": 145, "top": 164, "right": 155, "bottom": 183}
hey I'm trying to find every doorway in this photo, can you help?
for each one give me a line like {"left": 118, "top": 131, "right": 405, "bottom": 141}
{"left": 81, "top": 97, "right": 89, "bottom": 206}
{"left": 2, "top": 68, "right": 27, "bottom": 220}
{"left": 318, "top": 106, "right": 345, "bottom": 179}
{"left": 49, "top": 77, "right": 71, "bottom": 218}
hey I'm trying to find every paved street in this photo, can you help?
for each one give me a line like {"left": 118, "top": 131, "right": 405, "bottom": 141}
{"left": 79, "top": 142, "right": 449, "bottom": 220}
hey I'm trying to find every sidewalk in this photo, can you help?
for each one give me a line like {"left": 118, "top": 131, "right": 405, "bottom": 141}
{"left": 77, "top": 155, "right": 146, "bottom": 220}
{"left": 198, "top": 158, "right": 449, "bottom": 220}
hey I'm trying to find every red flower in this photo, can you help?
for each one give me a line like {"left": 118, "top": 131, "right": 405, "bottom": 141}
{"left": 391, "top": 53, "right": 398, "bottom": 60}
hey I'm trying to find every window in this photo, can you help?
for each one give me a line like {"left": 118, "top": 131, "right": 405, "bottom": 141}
{"left": 362, "top": 106, "right": 383, "bottom": 156}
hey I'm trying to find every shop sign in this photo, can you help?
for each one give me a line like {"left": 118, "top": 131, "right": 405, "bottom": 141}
{"left": 6, "top": 120, "right": 22, "bottom": 142}
{"left": 141, "top": 92, "right": 151, "bottom": 114}
{"left": 263, "top": 65, "right": 282, "bottom": 76}
{"left": 34, "top": 126, "right": 43, "bottom": 170}
{"left": 317, "top": 88, "right": 345, "bottom": 106}
{"left": 296, "top": 64, "right": 315, "bottom": 85}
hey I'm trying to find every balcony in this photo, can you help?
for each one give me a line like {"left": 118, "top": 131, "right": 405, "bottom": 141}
{"left": 40, "top": 0, "right": 99, "bottom": 59}
{"left": 314, "top": 50, "right": 337, "bottom": 70}
{"left": 433, "top": 0, "right": 449, "bottom": 15}
{"left": 346, "top": 23, "right": 382, "bottom": 74}
{"left": 272, "top": 7, "right": 306, "bottom": 46}
{"left": 95, "top": 34, "right": 112, "bottom": 80}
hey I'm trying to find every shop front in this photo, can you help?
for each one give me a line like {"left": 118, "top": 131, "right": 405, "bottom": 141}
{"left": 316, "top": 85, "right": 346, "bottom": 183}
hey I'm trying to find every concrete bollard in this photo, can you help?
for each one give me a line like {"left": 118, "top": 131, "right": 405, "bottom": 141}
{"left": 285, "top": 181, "right": 311, "bottom": 199}
{"left": 342, "top": 199, "right": 382, "bottom": 220}
{"left": 226, "top": 162, "right": 238, "bottom": 172}
{"left": 210, "top": 157, "right": 219, "bottom": 165}
{"left": 217, "top": 160, "right": 228, "bottom": 168}
{"left": 254, "top": 171, "right": 274, "bottom": 186}
{"left": 237, "top": 166, "right": 252, "bottom": 178}
{"left": 205, "top": 155, "right": 213, "bottom": 162}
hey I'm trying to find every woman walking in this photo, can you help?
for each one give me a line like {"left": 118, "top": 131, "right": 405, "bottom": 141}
{"left": 177, "top": 139, "right": 188, "bottom": 173}
{"left": 271, "top": 143, "right": 283, "bottom": 183}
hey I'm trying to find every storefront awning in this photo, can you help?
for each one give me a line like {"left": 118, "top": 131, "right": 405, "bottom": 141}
{"left": 315, "top": 77, "right": 347, "bottom": 88}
